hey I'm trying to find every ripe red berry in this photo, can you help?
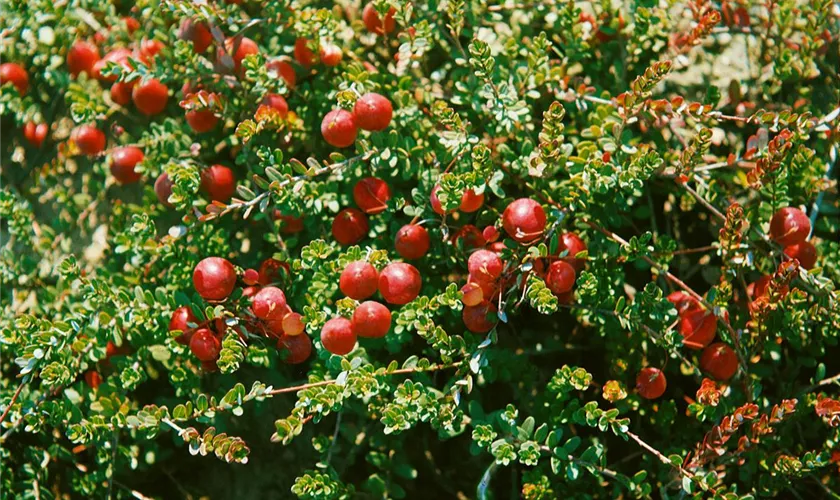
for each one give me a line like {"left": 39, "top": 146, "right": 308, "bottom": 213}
{"left": 430, "top": 185, "right": 453, "bottom": 215}
{"left": 190, "top": 328, "right": 221, "bottom": 361}
{"left": 482, "top": 225, "right": 500, "bottom": 243}
{"left": 700, "top": 343, "right": 738, "bottom": 381}
{"left": 224, "top": 36, "right": 259, "bottom": 73}
{"left": 667, "top": 291, "right": 700, "bottom": 315}
{"left": 363, "top": 3, "right": 397, "bottom": 34}
{"left": 468, "top": 249, "right": 504, "bottom": 282}
{"left": 132, "top": 78, "right": 169, "bottom": 116}
{"left": 67, "top": 40, "right": 100, "bottom": 77}
{"left": 243, "top": 268, "right": 260, "bottom": 286}
{"left": 461, "top": 282, "right": 484, "bottom": 307}
{"left": 193, "top": 257, "right": 237, "bottom": 301}
{"left": 92, "top": 48, "right": 133, "bottom": 82}
{"left": 139, "top": 39, "right": 165, "bottom": 63}
{"left": 186, "top": 109, "right": 219, "bottom": 133}
{"left": 169, "top": 306, "right": 198, "bottom": 345}
{"left": 545, "top": 260, "right": 576, "bottom": 295}
{"left": 84, "top": 370, "right": 103, "bottom": 390}
{"left": 395, "top": 224, "right": 430, "bottom": 260}
{"left": 321, "top": 109, "right": 358, "bottom": 148}
{"left": 277, "top": 333, "right": 312, "bottom": 364}
{"left": 340, "top": 261, "right": 379, "bottom": 300}
{"left": 258, "top": 258, "right": 290, "bottom": 285}
{"left": 679, "top": 309, "right": 717, "bottom": 350}
{"left": 353, "top": 177, "right": 391, "bottom": 214}
{"left": 124, "top": 16, "right": 140, "bottom": 33}
{"left": 110, "top": 146, "right": 144, "bottom": 184}
{"left": 319, "top": 43, "right": 343, "bottom": 67}
{"left": 747, "top": 275, "right": 790, "bottom": 301}
{"left": 262, "top": 94, "right": 289, "bottom": 118}
{"left": 459, "top": 189, "right": 484, "bottom": 213}
{"left": 294, "top": 38, "right": 316, "bottom": 66}
{"left": 272, "top": 211, "right": 305, "bottom": 234}
{"left": 111, "top": 81, "right": 135, "bottom": 106}
{"left": 0, "top": 63, "right": 29, "bottom": 95}
{"left": 351, "top": 301, "right": 391, "bottom": 338}
{"left": 636, "top": 367, "right": 667, "bottom": 399}
{"left": 783, "top": 241, "right": 817, "bottom": 270}
{"left": 321, "top": 317, "right": 356, "bottom": 355}
{"left": 282, "top": 313, "right": 305, "bottom": 336}
{"left": 266, "top": 59, "right": 296, "bottom": 89}
{"left": 72, "top": 125, "right": 106, "bottom": 156}
{"left": 452, "top": 225, "right": 486, "bottom": 250}
{"left": 23, "top": 122, "right": 48, "bottom": 148}
{"left": 502, "top": 198, "right": 547, "bottom": 244}
{"left": 332, "top": 208, "right": 369, "bottom": 245}
{"left": 200, "top": 164, "right": 236, "bottom": 202}
{"left": 353, "top": 92, "right": 393, "bottom": 131}
{"left": 180, "top": 20, "right": 213, "bottom": 53}
{"left": 769, "top": 207, "right": 810, "bottom": 246}
{"left": 378, "top": 262, "right": 422, "bottom": 305}
{"left": 252, "top": 286, "right": 288, "bottom": 320}
{"left": 155, "top": 173, "right": 174, "bottom": 208}
{"left": 557, "top": 233, "right": 587, "bottom": 272}
{"left": 462, "top": 301, "right": 497, "bottom": 333}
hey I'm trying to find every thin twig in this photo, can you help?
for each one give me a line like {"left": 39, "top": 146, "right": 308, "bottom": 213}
{"left": 0, "top": 381, "right": 26, "bottom": 426}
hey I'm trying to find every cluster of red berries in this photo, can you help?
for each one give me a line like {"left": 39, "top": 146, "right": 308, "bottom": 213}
{"left": 769, "top": 207, "right": 816, "bottom": 270}
{"left": 322, "top": 92, "right": 394, "bottom": 148}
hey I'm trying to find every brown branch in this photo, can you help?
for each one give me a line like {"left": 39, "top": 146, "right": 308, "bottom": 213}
{"left": 0, "top": 381, "right": 25, "bottom": 426}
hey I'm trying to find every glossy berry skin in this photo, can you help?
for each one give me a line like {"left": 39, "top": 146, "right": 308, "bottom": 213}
{"left": 193, "top": 257, "right": 237, "bottom": 301}
{"left": 468, "top": 249, "right": 504, "bottom": 281}
{"left": 252, "top": 286, "right": 288, "bottom": 320}
{"left": 132, "top": 78, "right": 169, "bottom": 116}
{"left": 282, "top": 313, "right": 305, "bottom": 336}
{"left": 353, "top": 93, "right": 393, "bottom": 131}
{"left": 186, "top": 110, "right": 219, "bottom": 133}
{"left": 462, "top": 301, "right": 497, "bottom": 333}
{"left": 72, "top": 125, "right": 106, "bottom": 156}
{"left": 262, "top": 94, "right": 289, "bottom": 118}
{"left": 769, "top": 207, "right": 810, "bottom": 246}
{"left": 242, "top": 269, "right": 260, "bottom": 286}
{"left": 84, "top": 370, "right": 103, "bottom": 390}
{"left": 353, "top": 177, "right": 391, "bottom": 214}
{"left": 110, "top": 81, "right": 134, "bottom": 106}
{"left": 110, "top": 146, "right": 144, "bottom": 184}
{"left": 340, "top": 261, "right": 379, "bottom": 300}
{"left": 483, "top": 225, "right": 500, "bottom": 243}
{"left": 190, "top": 328, "right": 221, "bottom": 361}
{"left": 351, "top": 301, "right": 392, "bottom": 338}
{"left": 378, "top": 263, "right": 422, "bottom": 305}
{"left": 67, "top": 40, "right": 100, "bottom": 77}
{"left": 502, "top": 198, "right": 547, "bottom": 244}
{"left": 557, "top": 233, "right": 587, "bottom": 272}
{"left": 266, "top": 59, "right": 296, "bottom": 89}
{"left": 430, "top": 185, "right": 453, "bottom": 215}
{"left": 155, "top": 173, "right": 174, "bottom": 208}
{"left": 679, "top": 309, "right": 717, "bottom": 350}
{"left": 395, "top": 224, "right": 430, "bottom": 260}
{"left": 453, "top": 225, "right": 486, "bottom": 250}
{"left": 783, "top": 241, "right": 817, "bottom": 270}
{"left": 332, "top": 208, "right": 369, "bottom": 245}
{"left": 321, "top": 317, "right": 356, "bottom": 355}
{"left": 321, "top": 109, "right": 358, "bottom": 148}
{"left": 169, "top": 306, "right": 198, "bottom": 345}
{"left": 545, "top": 260, "right": 576, "bottom": 296}
{"left": 277, "top": 333, "right": 312, "bottom": 364}
{"left": 294, "top": 38, "right": 316, "bottom": 66}
{"left": 225, "top": 37, "right": 259, "bottom": 73}
{"left": 636, "top": 367, "right": 667, "bottom": 399}
{"left": 461, "top": 282, "right": 484, "bottom": 307}
{"left": 319, "top": 43, "right": 343, "bottom": 67}
{"left": 363, "top": 3, "right": 397, "bottom": 34}
{"left": 700, "top": 343, "right": 738, "bottom": 381}
{"left": 23, "top": 122, "right": 48, "bottom": 148}
{"left": 258, "top": 258, "right": 290, "bottom": 285}
{"left": 667, "top": 291, "right": 700, "bottom": 315}
{"left": 459, "top": 189, "right": 484, "bottom": 213}
{"left": 0, "top": 63, "right": 28, "bottom": 95}
{"left": 200, "top": 165, "right": 236, "bottom": 202}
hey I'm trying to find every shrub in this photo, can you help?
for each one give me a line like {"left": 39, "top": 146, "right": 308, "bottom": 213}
{"left": 1, "top": 0, "right": 839, "bottom": 498}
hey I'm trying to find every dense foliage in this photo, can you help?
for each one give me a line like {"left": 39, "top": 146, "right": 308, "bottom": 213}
{"left": 2, "top": 0, "right": 840, "bottom": 498}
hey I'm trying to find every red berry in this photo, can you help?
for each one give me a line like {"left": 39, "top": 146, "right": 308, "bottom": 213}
{"left": 84, "top": 370, "right": 103, "bottom": 390}
{"left": 502, "top": 198, "right": 547, "bottom": 244}
{"left": 110, "top": 146, "right": 144, "bottom": 184}
{"left": 243, "top": 268, "right": 260, "bottom": 285}
{"left": 700, "top": 343, "right": 738, "bottom": 381}
{"left": 132, "top": 78, "right": 169, "bottom": 116}
{"left": 201, "top": 360, "right": 219, "bottom": 372}
{"left": 282, "top": 313, "right": 305, "bottom": 336}
{"left": 679, "top": 309, "right": 717, "bottom": 350}
{"left": 667, "top": 291, "right": 700, "bottom": 315}
{"left": 67, "top": 40, "right": 100, "bottom": 77}
{"left": 124, "top": 17, "right": 140, "bottom": 33}
{"left": 224, "top": 36, "right": 259, "bottom": 73}
{"left": 262, "top": 94, "right": 289, "bottom": 118}
{"left": 274, "top": 212, "right": 305, "bottom": 234}
{"left": 182, "top": 20, "right": 213, "bottom": 53}
{"left": 351, "top": 301, "right": 391, "bottom": 338}
{"left": 200, "top": 164, "right": 236, "bottom": 202}
{"left": 468, "top": 249, "right": 504, "bottom": 282}
{"left": 252, "top": 286, "right": 288, "bottom": 320}
{"left": 155, "top": 173, "right": 174, "bottom": 207}
{"left": 0, "top": 63, "right": 29, "bottom": 95}
{"left": 258, "top": 258, "right": 290, "bottom": 285}
{"left": 169, "top": 306, "right": 198, "bottom": 345}
{"left": 294, "top": 38, "right": 316, "bottom": 66}
{"left": 72, "top": 125, "right": 106, "bottom": 156}
{"left": 353, "top": 92, "right": 393, "bottom": 131}
{"left": 395, "top": 224, "right": 430, "bottom": 260}
{"left": 321, "top": 317, "right": 356, "bottom": 355}
{"left": 430, "top": 185, "right": 452, "bottom": 215}
{"left": 462, "top": 301, "right": 497, "bottom": 333}
{"left": 193, "top": 257, "right": 237, "bottom": 301}
{"left": 353, "top": 177, "right": 391, "bottom": 214}
{"left": 459, "top": 189, "right": 484, "bottom": 213}
{"left": 783, "top": 241, "right": 817, "bottom": 270}
{"left": 769, "top": 207, "right": 810, "bottom": 246}
{"left": 378, "top": 262, "right": 422, "bottom": 305}
{"left": 111, "top": 81, "right": 135, "bottom": 106}
{"left": 482, "top": 225, "right": 500, "bottom": 243}
{"left": 186, "top": 109, "right": 219, "bottom": 133}
{"left": 277, "top": 333, "right": 312, "bottom": 364}
{"left": 468, "top": 276, "right": 498, "bottom": 303}
{"left": 452, "top": 225, "right": 486, "bottom": 250}
{"left": 319, "top": 43, "right": 343, "bottom": 67}
{"left": 340, "top": 261, "right": 379, "bottom": 300}
{"left": 242, "top": 286, "right": 259, "bottom": 298}
{"left": 139, "top": 39, "right": 165, "bottom": 63}
{"left": 23, "top": 122, "right": 48, "bottom": 148}
{"left": 636, "top": 367, "right": 667, "bottom": 399}
{"left": 92, "top": 48, "right": 133, "bottom": 82}
{"left": 266, "top": 59, "right": 296, "bottom": 89}
{"left": 332, "top": 208, "right": 369, "bottom": 245}
{"left": 363, "top": 3, "right": 397, "bottom": 34}
{"left": 461, "top": 282, "right": 484, "bottom": 307}
{"left": 545, "top": 260, "right": 576, "bottom": 295}
{"left": 557, "top": 233, "right": 587, "bottom": 272}
{"left": 747, "top": 275, "right": 790, "bottom": 301}
{"left": 321, "top": 109, "right": 358, "bottom": 148}
{"left": 190, "top": 328, "right": 221, "bottom": 361}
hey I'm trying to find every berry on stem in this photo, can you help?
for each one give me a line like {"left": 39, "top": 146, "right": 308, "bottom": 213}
{"left": 769, "top": 207, "right": 810, "bottom": 246}
{"left": 319, "top": 43, "right": 343, "bottom": 67}
{"left": 460, "top": 282, "right": 484, "bottom": 307}
{"left": 459, "top": 189, "right": 484, "bottom": 213}
{"left": 266, "top": 59, "right": 296, "bottom": 89}
{"left": 353, "top": 177, "right": 391, "bottom": 214}
{"left": 132, "top": 78, "right": 170, "bottom": 116}
{"left": 282, "top": 313, "right": 305, "bottom": 336}
{"left": 193, "top": 257, "right": 237, "bottom": 301}
{"left": 468, "top": 249, "right": 504, "bottom": 282}
{"left": 783, "top": 241, "right": 817, "bottom": 270}
{"left": 321, "top": 109, "right": 358, "bottom": 148}
{"left": 23, "top": 122, "right": 48, "bottom": 148}
{"left": 462, "top": 301, "right": 497, "bottom": 333}
{"left": 636, "top": 367, "right": 666, "bottom": 399}
{"left": 353, "top": 93, "right": 393, "bottom": 131}
{"left": 363, "top": 3, "right": 397, "bottom": 34}
{"left": 252, "top": 286, "right": 288, "bottom": 320}
{"left": 395, "top": 224, "right": 430, "bottom": 260}
{"left": 679, "top": 309, "right": 717, "bottom": 350}
{"left": 200, "top": 165, "right": 236, "bottom": 202}
{"left": 278, "top": 333, "right": 311, "bottom": 364}
{"left": 294, "top": 38, "right": 316, "bottom": 66}
{"left": 262, "top": 94, "right": 289, "bottom": 118}
{"left": 340, "top": 261, "right": 379, "bottom": 300}
{"left": 502, "top": 198, "right": 547, "bottom": 244}
{"left": 190, "top": 328, "right": 221, "bottom": 361}
{"left": 110, "top": 146, "right": 144, "bottom": 184}
{"left": 169, "top": 306, "right": 198, "bottom": 345}
{"left": 545, "top": 260, "right": 576, "bottom": 295}
{"left": 0, "top": 63, "right": 28, "bottom": 95}
{"left": 557, "top": 233, "right": 587, "bottom": 272}
{"left": 72, "top": 125, "right": 106, "bottom": 156}
{"left": 332, "top": 208, "right": 369, "bottom": 245}
{"left": 224, "top": 36, "right": 259, "bottom": 73}
{"left": 700, "top": 343, "right": 738, "bottom": 381}
{"left": 155, "top": 173, "right": 174, "bottom": 208}
{"left": 321, "top": 317, "right": 356, "bottom": 355}
{"left": 186, "top": 109, "right": 219, "bottom": 133}
{"left": 378, "top": 262, "right": 422, "bottom": 305}
{"left": 258, "top": 258, "right": 290, "bottom": 285}
{"left": 351, "top": 301, "right": 391, "bottom": 338}
{"left": 67, "top": 40, "right": 100, "bottom": 77}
